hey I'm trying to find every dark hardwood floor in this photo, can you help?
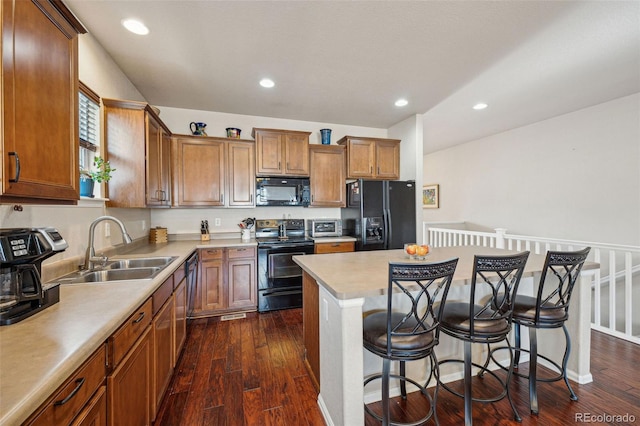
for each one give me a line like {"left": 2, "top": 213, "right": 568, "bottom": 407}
{"left": 155, "top": 309, "right": 639, "bottom": 425}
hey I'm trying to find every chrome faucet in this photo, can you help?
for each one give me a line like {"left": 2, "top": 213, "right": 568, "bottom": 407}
{"left": 84, "top": 215, "right": 133, "bottom": 270}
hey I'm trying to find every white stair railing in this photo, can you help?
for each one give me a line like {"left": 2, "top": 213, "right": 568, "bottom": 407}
{"left": 423, "top": 222, "right": 640, "bottom": 345}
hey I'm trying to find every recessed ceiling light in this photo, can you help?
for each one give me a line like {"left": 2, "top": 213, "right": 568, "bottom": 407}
{"left": 395, "top": 99, "right": 408, "bottom": 107}
{"left": 122, "top": 19, "right": 149, "bottom": 35}
{"left": 260, "top": 78, "right": 275, "bottom": 88}
{"left": 473, "top": 102, "right": 488, "bottom": 110}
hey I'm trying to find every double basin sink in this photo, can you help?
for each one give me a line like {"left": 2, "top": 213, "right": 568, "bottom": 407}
{"left": 57, "top": 256, "right": 178, "bottom": 284}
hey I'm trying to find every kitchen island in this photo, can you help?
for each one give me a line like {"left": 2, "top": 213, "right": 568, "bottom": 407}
{"left": 293, "top": 246, "right": 599, "bottom": 426}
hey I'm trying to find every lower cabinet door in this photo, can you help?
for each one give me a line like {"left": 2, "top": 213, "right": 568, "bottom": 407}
{"left": 108, "top": 326, "right": 152, "bottom": 426}
{"left": 228, "top": 258, "right": 256, "bottom": 309}
{"left": 174, "top": 278, "right": 188, "bottom": 360}
{"left": 152, "top": 296, "right": 174, "bottom": 420}
{"left": 70, "top": 386, "right": 107, "bottom": 426}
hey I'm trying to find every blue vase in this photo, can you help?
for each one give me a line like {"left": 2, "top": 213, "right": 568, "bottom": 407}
{"left": 320, "top": 129, "right": 332, "bottom": 145}
{"left": 79, "top": 175, "right": 95, "bottom": 198}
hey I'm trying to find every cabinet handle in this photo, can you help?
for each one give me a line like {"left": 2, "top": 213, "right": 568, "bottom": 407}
{"left": 278, "top": 161, "right": 281, "bottom": 170}
{"left": 250, "top": 194, "right": 253, "bottom": 203}
{"left": 332, "top": 244, "right": 340, "bottom": 247}
{"left": 8, "top": 152, "right": 20, "bottom": 183}
{"left": 132, "top": 312, "right": 145, "bottom": 324}
{"left": 221, "top": 193, "right": 224, "bottom": 203}
{"left": 54, "top": 378, "right": 85, "bottom": 406}
{"left": 378, "top": 166, "right": 380, "bottom": 175}
{"left": 370, "top": 166, "right": 373, "bottom": 174}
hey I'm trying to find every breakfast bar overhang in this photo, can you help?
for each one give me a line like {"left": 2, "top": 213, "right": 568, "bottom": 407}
{"left": 293, "top": 246, "right": 599, "bottom": 426}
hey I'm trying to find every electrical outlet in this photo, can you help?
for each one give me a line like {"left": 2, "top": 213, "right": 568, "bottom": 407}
{"left": 142, "top": 220, "right": 147, "bottom": 231}
{"left": 105, "top": 223, "right": 111, "bottom": 237}
{"left": 214, "top": 218, "right": 221, "bottom": 227}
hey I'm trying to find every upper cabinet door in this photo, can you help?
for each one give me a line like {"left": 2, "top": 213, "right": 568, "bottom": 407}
{"left": 253, "top": 128, "right": 310, "bottom": 177}
{"left": 283, "top": 133, "right": 310, "bottom": 176}
{"left": 1, "top": 0, "right": 85, "bottom": 203}
{"left": 227, "top": 140, "right": 255, "bottom": 207}
{"left": 103, "top": 100, "right": 172, "bottom": 208}
{"left": 337, "top": 136, "right": 400, "bottom": 180}
{"left": 375, "top": 140, "right": 400, "bottom": 179}
{"left": 309, "top": 145, "right": 346, "bottom": 207}
{"left": 254, "top": 130, "right": 283, "bottom": 175}
{"left": 173, "top": 137, "right": 225, "bottom": 206}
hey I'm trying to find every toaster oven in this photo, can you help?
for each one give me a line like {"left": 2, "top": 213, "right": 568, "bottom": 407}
{"left": 308, "top": 219, "right": 342, "bottom": 238}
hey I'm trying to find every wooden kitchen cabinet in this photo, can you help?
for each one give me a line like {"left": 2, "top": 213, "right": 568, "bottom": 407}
{"left": 199, "top": 248, "right": 225, "bottom": 312}
{"left": 309, "top": 144, "right": 346, "bottom": 207}
{"left": 0, "top": 0, "right": 85, "bottom": 204}
{"left": 194, "top": 246, "right": 257, "bottom": 317}
{"left": 107, "top": 326, "right": 152, "bottom": 426}
{"left": 172, "top": 136, "right": 255, "bottom": 207}
{"left": 152, "top": 294, "right": 174, "bottom": 420}
{"left": 227, "top": 247, "right": 257, "bottom": 310}
{"left": 146, "top": 117, "right": 172, "bottom": 206}
{"left": 314, "top": 241, "right": 355, "bottom": 254}
{"left": 174, "top": 275, "right": 188, "bottom": 360}
{"left": 227, "top": 140, "right": 256, "bottom": 206}
{"left": 70, "top": 386, "right": 106, "bottom": 426}
{"left": 107, "top": 299, "right": 152, "bottom": 426}
{"left": 253, "top": 128, "right": 311, "bottom": 177}
{"left": 25, "top": 345, "right": 106, "bottom": 426}
{"left": 103, "top": 99, "right": 172, "bottom": 208}
{"left": 337, "top": 136, "right": 401, "bottom": 180}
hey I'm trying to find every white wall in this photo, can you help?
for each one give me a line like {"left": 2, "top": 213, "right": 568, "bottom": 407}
{"left": 422, "top": 93, "right": 640, "bottom": 245}
{"left": 0, "top": 33, "right": 150, "bottom": 265}
{"left": 156, "top": 105, "right": 387, "bottom": 144}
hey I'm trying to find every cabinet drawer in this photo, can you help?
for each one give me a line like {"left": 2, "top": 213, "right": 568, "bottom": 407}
{"left": 28, "top": 345, "right": 106, "bottom": 426}
{"left": 152, "top": 275, "right": 174, "bottom": 316}
{"left": 70, "top": 385, "right": 106, "bottom": 426}
{"left": 173, "top": 259, "right": 187, "bottom": 285}
{"left": 315, "top": 242, "right": 355, "bottom": 254}
{"left": 199, "top": 248, "right": 223, "bottom": 260}
{"left": 228, "top": 246, "right": 256, "bottom": 259}
{"left": 109, "top": 299, "right": 152, "bottom": 368}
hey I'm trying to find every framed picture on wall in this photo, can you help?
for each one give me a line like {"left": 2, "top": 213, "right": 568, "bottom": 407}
{"left": 422, "top": 184, "right": 439, "bottom": 209}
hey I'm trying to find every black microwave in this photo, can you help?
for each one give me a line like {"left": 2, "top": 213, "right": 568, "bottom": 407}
{"left": 256, "top": 177, "right": 310, "bottom": 207}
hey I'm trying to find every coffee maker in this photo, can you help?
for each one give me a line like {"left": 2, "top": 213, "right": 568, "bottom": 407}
{"left": 0, "top": 228, "right": 68, "bottom": 325}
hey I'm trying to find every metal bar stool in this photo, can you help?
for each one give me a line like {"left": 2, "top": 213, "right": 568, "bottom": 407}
{"left": 486, "top": 247, "right": 591, "bottom": 414}
{"left": 363, "top": 258, "right": 459, "bottom": 426}
{"left": 437, "top": 251, "right": 530, "bottom": 426}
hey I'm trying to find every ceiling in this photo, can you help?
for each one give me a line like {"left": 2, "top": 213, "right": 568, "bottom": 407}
{"left": 65, "top": 1, "right": 640, "bottom": 154}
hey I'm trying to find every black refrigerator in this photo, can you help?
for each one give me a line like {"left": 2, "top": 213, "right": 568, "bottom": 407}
{"left": 341, "top": 180, "right": 416, "bottom": 251}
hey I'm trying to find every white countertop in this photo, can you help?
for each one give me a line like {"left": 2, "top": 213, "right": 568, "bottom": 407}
{"left": 0, "top": 238, "right": 254, "bottom": 426}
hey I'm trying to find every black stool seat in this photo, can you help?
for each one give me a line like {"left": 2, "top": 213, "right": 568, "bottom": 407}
{"left": 364, "top": 312, "right": 436, "bottom": 357}
{"left": 439, "top": 302, "right": 510, "bottom": 337}
{"left": 512, "top": 295, "right": 568, "bottom": 323}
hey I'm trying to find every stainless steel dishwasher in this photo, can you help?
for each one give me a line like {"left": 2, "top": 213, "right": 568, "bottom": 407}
{"left": 185, "top": 250, "right": 199, "bottom": 319}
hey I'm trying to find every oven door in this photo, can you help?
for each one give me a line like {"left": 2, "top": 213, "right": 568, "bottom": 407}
{"left": 258, "top": 243, "right": 314, "bottom": 291}
{"left": 257, "top": 242, "right": 314, "bottom": 312}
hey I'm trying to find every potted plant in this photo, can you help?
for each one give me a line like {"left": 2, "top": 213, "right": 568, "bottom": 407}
{"left": 79, "top": 156, "right": 115, "bottom": 197}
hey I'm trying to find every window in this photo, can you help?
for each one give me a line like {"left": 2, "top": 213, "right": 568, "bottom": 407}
{"left": 79, "top": 82, "right": 101, "bottom": 196}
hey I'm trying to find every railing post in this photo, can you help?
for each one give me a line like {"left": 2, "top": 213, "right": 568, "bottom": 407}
{"left": 494, "top": 228, "right": 507, "bottom": 249}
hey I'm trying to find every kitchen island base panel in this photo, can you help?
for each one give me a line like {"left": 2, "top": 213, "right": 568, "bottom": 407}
{"left": 318, "top": 285, "right": 365, "bottom": 426}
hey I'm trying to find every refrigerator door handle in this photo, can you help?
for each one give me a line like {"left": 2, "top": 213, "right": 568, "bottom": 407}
{"left": 384, "top": 208, "right": 391, "bottom": 249}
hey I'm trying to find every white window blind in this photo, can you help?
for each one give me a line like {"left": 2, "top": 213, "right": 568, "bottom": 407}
{"left": 79, "top": 91, "right": 99, "bottom": 149}
{"left": 78, "top": 83, "right": 100, "bottom": 173}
